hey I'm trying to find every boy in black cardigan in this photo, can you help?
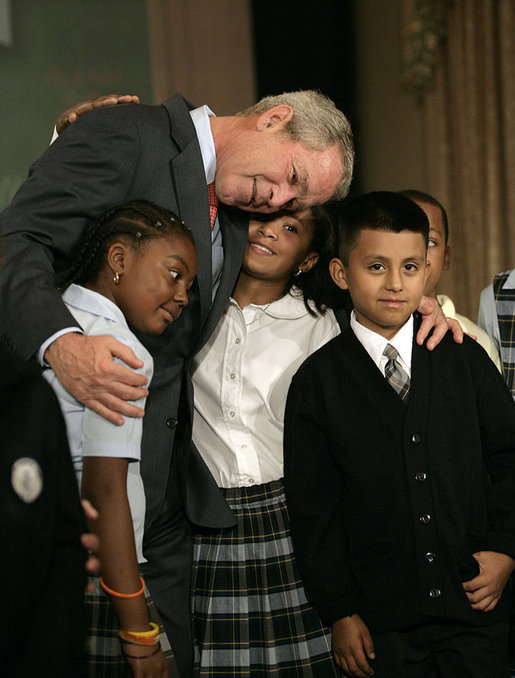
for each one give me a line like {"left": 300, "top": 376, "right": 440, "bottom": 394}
{"left": 284, "top": 192, "right": 515, "bottom": 677}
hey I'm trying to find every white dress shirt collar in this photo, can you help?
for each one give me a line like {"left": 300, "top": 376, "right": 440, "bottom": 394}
{"left": 189, "top": 105, "right": 216, "bottom": 183}
{"left": 350, "top": 311, "right": 414, "bottom": 377}
{"left": 63, "top": 283, "right": 130, "bottom": 329}
{"left": 231, "top": 288, "right": 316, "bottom": 322}
{"left": 504, "top": 269, "right": 515, "bottom": 289}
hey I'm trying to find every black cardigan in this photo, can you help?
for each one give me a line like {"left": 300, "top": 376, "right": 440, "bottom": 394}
{"left": 284, "top": 323, "right": 515, "bottom": 632}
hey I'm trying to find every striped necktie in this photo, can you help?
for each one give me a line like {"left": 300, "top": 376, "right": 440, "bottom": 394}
{"left": 207, "top": 182, "right": 218, "bottom": 230}
{"left": 383, "top": 343, "right": 410, "bottom": 401}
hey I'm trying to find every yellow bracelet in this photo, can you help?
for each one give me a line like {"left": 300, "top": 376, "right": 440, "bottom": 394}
{"left": 119, "top": 622, "right": 160, "bottom": 646}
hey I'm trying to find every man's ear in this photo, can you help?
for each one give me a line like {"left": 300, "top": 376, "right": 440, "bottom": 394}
{"left": 256, "top": 105, "right": 294, "bottom": 131}
{"left": 106, "top": 242, "right": 129, "bottom": 279}
{"left": 329, "top": 257, "right": 349, "bottom": 290}
{"left": 298, "top": 251, "right": 319, "bottom": 274}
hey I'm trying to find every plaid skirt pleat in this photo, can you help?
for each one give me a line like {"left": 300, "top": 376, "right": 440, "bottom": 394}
{"left": 84, "top": 575, "right": 180, "bottom": 677}
{"left": 191, "top": 479, "right": 340, "bottom": 677}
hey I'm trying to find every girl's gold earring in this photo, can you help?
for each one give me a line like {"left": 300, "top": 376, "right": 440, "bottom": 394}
{"left": 113, "top": 271, "right": 120, "bottom": 285}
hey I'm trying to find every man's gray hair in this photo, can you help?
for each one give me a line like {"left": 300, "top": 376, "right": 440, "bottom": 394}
{"left": 238, "top": 90, "right": 354, "bottom": 200}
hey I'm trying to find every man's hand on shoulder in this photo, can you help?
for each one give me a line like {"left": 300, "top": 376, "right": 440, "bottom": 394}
{"left": 332, "top": 614, "right": 375, "bottom": 677}
{"left": 416, "top": 295, "right": 464, "bottom": 349}
{"left": 45, "top": 333, "right": 148, "bottom": 425}
{"left": 56, "top": 94, "right": 140, "bottom": 135}
{"left": 462, "top": 550, "right": 515, "bottom": 612}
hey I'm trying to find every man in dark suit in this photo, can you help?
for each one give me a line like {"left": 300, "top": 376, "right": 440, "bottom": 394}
{"left": 0, "top": 90, "right": 354, "bottom": 677}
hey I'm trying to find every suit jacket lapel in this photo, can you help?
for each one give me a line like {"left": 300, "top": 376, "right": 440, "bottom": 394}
{"left": 195, "top": 206, "right": 248, "bottom": 353}
{"left": 162, "top": 95, "right": 213, "bottom": 330}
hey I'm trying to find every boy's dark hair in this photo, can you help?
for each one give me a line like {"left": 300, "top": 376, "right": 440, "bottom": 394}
{"left": 398, "top": 189, "right": 449, "bottom": 242}
{"left": 337, "top": 191, "right": 429, "bottom": 264}
{"left": 61, "top": 199, "right": 194, "bottom": 289}
{"left": 286, "top": 205, "right": 338, "bottom": 314}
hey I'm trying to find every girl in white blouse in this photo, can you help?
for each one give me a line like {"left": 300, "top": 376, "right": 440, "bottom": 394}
{"left": 190, "top": 207, "right": 342, "bottom": 677}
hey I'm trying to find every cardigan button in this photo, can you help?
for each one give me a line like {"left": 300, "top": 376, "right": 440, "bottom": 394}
{"left": 419, "top": 514, "right": 431, "bottom": 524}
{"left": 415, "top": 472, "right": 427, "bottom": 482}
{"left": 425, "top": 552, "right": 436, "bottom": 563}
{"left": 166, "top": 417, "right": 178, "bottom": 429}
{"left": 429, "top": 588, "right": 441, "bottom": 598}
{"left": 411, "top": 433, "right": 421, "bottom": 444}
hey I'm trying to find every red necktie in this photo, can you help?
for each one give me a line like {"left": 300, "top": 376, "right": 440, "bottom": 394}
{"left": 208, "top": 182, "right": 218, "bottom": 230}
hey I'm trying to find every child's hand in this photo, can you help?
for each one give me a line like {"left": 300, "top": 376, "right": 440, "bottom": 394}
{"left": 55, "top": 94, "right": 140, "bottom": 134}
{"left": 80, "top": 499, "right": 101, "bottom": 592}
{"left": 122, "top": 643, "right": 168, "bottom": 677}
{"left": 462, "top": 550, "right": 515, "bottom": 612}
{"left": 332, "top": 614, "right": 375, "bottom": 677}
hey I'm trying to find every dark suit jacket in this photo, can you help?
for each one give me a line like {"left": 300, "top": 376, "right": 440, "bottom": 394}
{"left": 0, "top": 346, "right": 86, "bottom": 676}
{"left": 284, "top": 321, "right": 515, "bottom": 633}
{"left": 0, "top": 94, "right": 246, "bottom": 533}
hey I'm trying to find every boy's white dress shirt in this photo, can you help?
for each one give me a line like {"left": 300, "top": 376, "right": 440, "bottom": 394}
{"left": 350, "top": 310, "right": 413, "bottom": 378}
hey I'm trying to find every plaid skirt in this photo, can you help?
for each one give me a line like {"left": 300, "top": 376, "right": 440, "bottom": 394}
{"left": 191, "top": 479, "right": 340, "bottom": 677}
{"left": 83, "top": 575, "right": 180, "bottom": 677}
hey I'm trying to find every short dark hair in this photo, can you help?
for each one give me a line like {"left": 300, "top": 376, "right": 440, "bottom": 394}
{"left": 337, "top": 191, "right": 429, "bottom": 264}
{"left": 61, "top": 199, "right": 194, "bottom": 289}
{"left": 398, "top": 189, "right": 449, "bottom": 242}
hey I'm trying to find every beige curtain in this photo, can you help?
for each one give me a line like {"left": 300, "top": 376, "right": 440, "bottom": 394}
{"left": 145, "top": 0, "right": 256, "bottom": 114}
{"left": 404, "top": 0, "right": 515, "bottom": 319}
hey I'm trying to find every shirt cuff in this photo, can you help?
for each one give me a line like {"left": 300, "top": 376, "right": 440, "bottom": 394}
{"left": 39, "top": 327, "right": 84, "bottom": 366}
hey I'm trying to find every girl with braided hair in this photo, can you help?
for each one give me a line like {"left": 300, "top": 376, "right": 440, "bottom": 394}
{"left": 44, "top": 199, "right": 197, "bottom": 678}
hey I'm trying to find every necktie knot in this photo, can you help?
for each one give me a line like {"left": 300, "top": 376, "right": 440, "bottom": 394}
{"left": 383, "top": 343, "right": 410, "bottom": 401}
{"left": 384, "top": 343, "right": 399, "bottom": 362}
{"left": 207, "top": 182, "right": 218, "bottom": 230}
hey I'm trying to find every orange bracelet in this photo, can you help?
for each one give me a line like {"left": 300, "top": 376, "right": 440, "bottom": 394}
{"left": 100, "top": 575, "right": 145, "bottom": 599}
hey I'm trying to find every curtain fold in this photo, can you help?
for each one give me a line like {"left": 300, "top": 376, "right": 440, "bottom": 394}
{"left": 145, "top": 0, "right": 256, "bottom": 114}
{"left": 404, "top": 0, "right": 514, "bottom": 318}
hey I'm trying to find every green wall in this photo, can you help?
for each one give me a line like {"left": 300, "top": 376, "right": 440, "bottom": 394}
{"left": 0, "top": 0, "right": 153, "bottom": 209}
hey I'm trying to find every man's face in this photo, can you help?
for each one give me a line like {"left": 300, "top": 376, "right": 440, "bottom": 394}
{"left": 213, "top": 118, "right": 342, "bottom": 214}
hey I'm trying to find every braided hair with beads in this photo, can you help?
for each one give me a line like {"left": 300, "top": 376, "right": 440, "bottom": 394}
{"left": 61, "top": 199, "right": 193, "bottom": 291}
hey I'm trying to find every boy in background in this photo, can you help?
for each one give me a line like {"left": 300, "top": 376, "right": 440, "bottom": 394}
{"left": 479, "top": 268, "right": 515, "bottom": 400}
{"left": 284, "top": 191, "right": 515, "bottom": 677}
{"left": 399, "top": 189, "right": 501, "bottom": 371}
